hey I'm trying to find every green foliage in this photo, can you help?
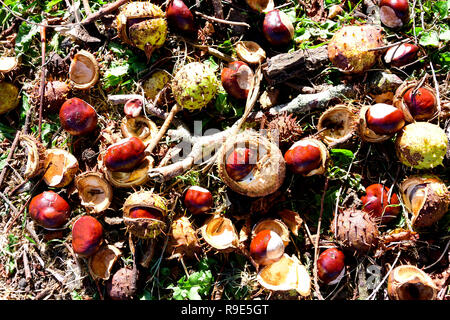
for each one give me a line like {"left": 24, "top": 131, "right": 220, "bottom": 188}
{"left": 167, "top": 259, "right": 215, "bottom": 300}
{"left": 102, "top": 43, "right": 148, "bottom": 92}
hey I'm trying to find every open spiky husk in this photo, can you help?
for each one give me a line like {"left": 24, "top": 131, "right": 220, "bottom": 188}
{"left": 387, "top": 265, "right": 437, "bottom": 300}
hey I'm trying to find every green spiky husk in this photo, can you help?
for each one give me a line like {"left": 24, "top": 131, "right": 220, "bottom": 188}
{"left": 171, "top": 62, "right": 219, "bottom": 110}
{"left": 395, "top": 122, "right": 448, "bottom": 170}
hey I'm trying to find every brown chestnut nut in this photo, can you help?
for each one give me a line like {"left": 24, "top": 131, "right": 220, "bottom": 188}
{"left": 402, "top": 87, "right": 437, "bottom": 121}
{"left": 59, "top": 98, "right": 98, "bottom": 136}
{"left": 29, "top": 191, "right": 71, "bottom": 230}
{"left": 284, "top": 140, "right": 322, "bottom": 175}
{"left": 221, "top": 61, "right": 254, "bottom": 100}
{"left": 129, "top": 207, "right": 164, "bottom": 220}
{"left": 380, "top": 0, "right": 409, "bottom": 29}
{"left": 166, "top": 0, "right": 195, "bottom": 33}
{"left": 366, "top": 103, "right": 405, "bottom": 135}
{"left": 225, "top": 147, "right": 256, "bottom": 181}
{"left": 72, "top": 215, "right": 103, "bottom": 257}
{"left": 317, "top": 248, "right": 345, "bottom": 284}
{"left": 184, "top": 186, "right": 213, "bottom": 215}
{"left": 384, "top": 43, "right": 419, "bottom": 67}
{"left": 250, "top": 229, "right": 284, "bottom": 265}
{"left": 361, "top": 184, "right": 401, "bottom": 223}
{"left": 263, "top": 10, "right": 294, "bottom": 46}
{"left": 104, "top": 137, "right": 146, "bottom": 172}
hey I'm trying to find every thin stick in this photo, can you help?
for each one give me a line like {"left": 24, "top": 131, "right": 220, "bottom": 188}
{"left": 37, "top": 23, "right": 47, "bottom": 142}
{"left": 0, "top": 131, "right": 20, "bottom": 189}
{"left": 423, "top": 239, "right": 450, "bottom": 270}
{"left": 367, "top": 250, "right": 401, "bottom": 300}
{"left": 194, "top": 11, "right": 251, "bottom": 28}
{"left": 313, "top": 177, "right": 329, "bottom": 300}
{"left": 429, "top": 62, "right": 441, "bottom": 123}
{"left": 367, "top": 38, "right": 411, "bottom": 52}
{"left": 145, "top": 103, "right": 182, "bottom": 155}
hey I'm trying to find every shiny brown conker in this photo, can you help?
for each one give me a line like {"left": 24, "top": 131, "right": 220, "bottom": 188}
{"left": 380, "top": 0, "right": 410, "bottom": 28}
{"left": 262, "top": 10, "right": 294, "bottom": 46}
{"left": 221, "top": 61, "right": 254, "bottom": 100}
{"left": 166, "top": 0, "right": 195, "bottom": 33}
{"left": 129, "top": 207, "right": 164, "bottom": 220}
{"left": 59, "top": 98, "right": 98, "bottom": 136}
{"left": 361, "top": 184, "right": 401, "bottom": 223}
{"left": 29, "top": 191, "right": 71, "bottom": 230}
{"left": 384, "top": 43, "right": 419, "bottom": 67}
{"left": 184, "top": 186, "right": 213, "bottom": 215}
{"left": 104, "top": 137, "right": 146, "bottom": 172}
{"left": 250, "top": 229, "right": 284, "bottom": 265}
{"left": 284, "top": 140, "right": 322, "bottom": 175}
{"left": 402, "top": 87, "right": 437, "bottom": 121}
{"left": 72, "top": 215, "right": 103, "bottom": 257}
{"left": 317, "top": 248, "right": 345, "bottom": 284}
{"left": 225, "top": 147, "right": 256, "bottom": 181}
{"left": 366, "top": 103, "right": 405, "bottom": 135}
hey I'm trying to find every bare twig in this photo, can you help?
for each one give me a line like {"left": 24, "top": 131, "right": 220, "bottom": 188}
{"left": 37, "top": 23, "right": 47, "bottom": 142}
{"left": 0, "top": 131, "right": 20, "bottom": 189}
{"left": 367, "top": 250, "right": 402, "bottom": 300}
{"left": 194, "top": 11, "right": 251, "bottom": 28}
{"left": 313, "top": 178, "right": 329, "bottom": 300}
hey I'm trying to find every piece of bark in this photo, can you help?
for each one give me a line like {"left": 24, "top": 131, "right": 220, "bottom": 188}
{"left": 253, "top": 84, "right": 358, "bottom": 119}
{"left": 262, "top": 46, "right": 329, "bottom": 85}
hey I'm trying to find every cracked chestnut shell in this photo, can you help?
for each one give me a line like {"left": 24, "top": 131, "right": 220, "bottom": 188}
{"left": 217, "top": 130, "right": 285, "bottom": 197}
{"left": 400, "top": 175, "right": 449, "bottom": 228}
{"left": 317, "top": 248, "right": 345, "bottom": 285}
{"left": 380, "top": 0, "right": 410, "bottom": 29}
{"left": 69, "top": 50, "right": 99, "bottom": 90}
{"left": 29, "top": 191, "right": 71, "bottom": 230}
{"left": 166, "top": 0, "right": 195, "bottom": 33}
{"left": 317, "top": 105, "right": 358, "bottom": 146}
{"left": 104, "top": 137, "right": 146, "bottom": 172}
{"left": 361, "top": 184, "right": 401, "bottom": 224}
{"left": 123, "top": 191, "right": 167, "bottom": 239}
{"left": 388, "top": 265, "right": 437, "bottom": 300}
{"left": 116, "top": 2, "right": 168, "bottom": 59}
{"left": 263, "top": 10, "right": 294, "bottom": 46}
{"left": 72, "top": 215, "right": 103, "bottom": 257}
{"left": 59, "top": 98, "right": 98, "bottom": 136}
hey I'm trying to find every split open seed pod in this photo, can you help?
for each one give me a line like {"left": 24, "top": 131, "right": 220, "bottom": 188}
{"left": 246, "top": 0, "right": 274, "bottom": 12}
{"left": 168, "top": 216, "right": 201, "bottom": 260}
{"left": 200, "top": 215, "right": 239, "bottom": 252}
{"left": 142, "top": 69, "right": 171, "bottom": 103}
{"left": 98, "top": 146, "right": 154, "bottom": 188}
{"left": 387, "top": 265, "right": 437, "bottom": 300}
{"left": 257, "top": 254, "right": 311, "bottom": 296}
{"left": 285, "top": 138, "right": 329, "bottom": 177}
{"left": 317, "top": 105, "right": 358, "bottom": 146}
{"left": 75, "top": 172, "right": 113, "bottom": 215}
{"left": 116, "top": 2, "right": 167, "bottom": 59}
{"left": 252, "top": 219, "right": 290, "bottom": 247}
{"left": 0, "top": 56, "right": 18, "bottom": 73}
{"left": 43, "top": 149, "right": 79, "bottom": 188}
{"left": 88, "top": 245, "right": 122, "bottom": 280}
{"left": 217, "top": 130, "right": 285, "bottom": 198}
{"left": 69, "top": 50, "right": 99, "bottom": 90}
{"left": 399, "top": 175, "right": 449, "bottom": 228}
{"left": 122, "top": 191, "right": 167, "bottom": 239}
{"left": 235, "top": 41, "right": 266, "bottom": 65}
{"left": 393, "top": 80, "right": 437, "bottom": 122}
{"left": 19, "top": 134, "right": 45, "bottom": 179}
{"left": 120, "top": 116, "right": 158, "bottom": 145}
{"left": 358, "top": 105, "right": 394, "bottom": 142}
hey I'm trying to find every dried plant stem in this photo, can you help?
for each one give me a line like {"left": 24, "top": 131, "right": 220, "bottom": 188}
{"left": 0, "top": 131, "right": 20, "bottom": 189}
{"left": 194, "top": 11, "right": 251, "bottom": 28}
{"left": 367, "top": 250, "right": 401, "bottom": 300}
{"left": 146, "top": 103, "right": 182, "bottom": 155}
{"left": 313, "top": 177, "right": 329, "bottom": 300}
{"left": 37, "top": 23, "right": 47, "bottom": 142}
